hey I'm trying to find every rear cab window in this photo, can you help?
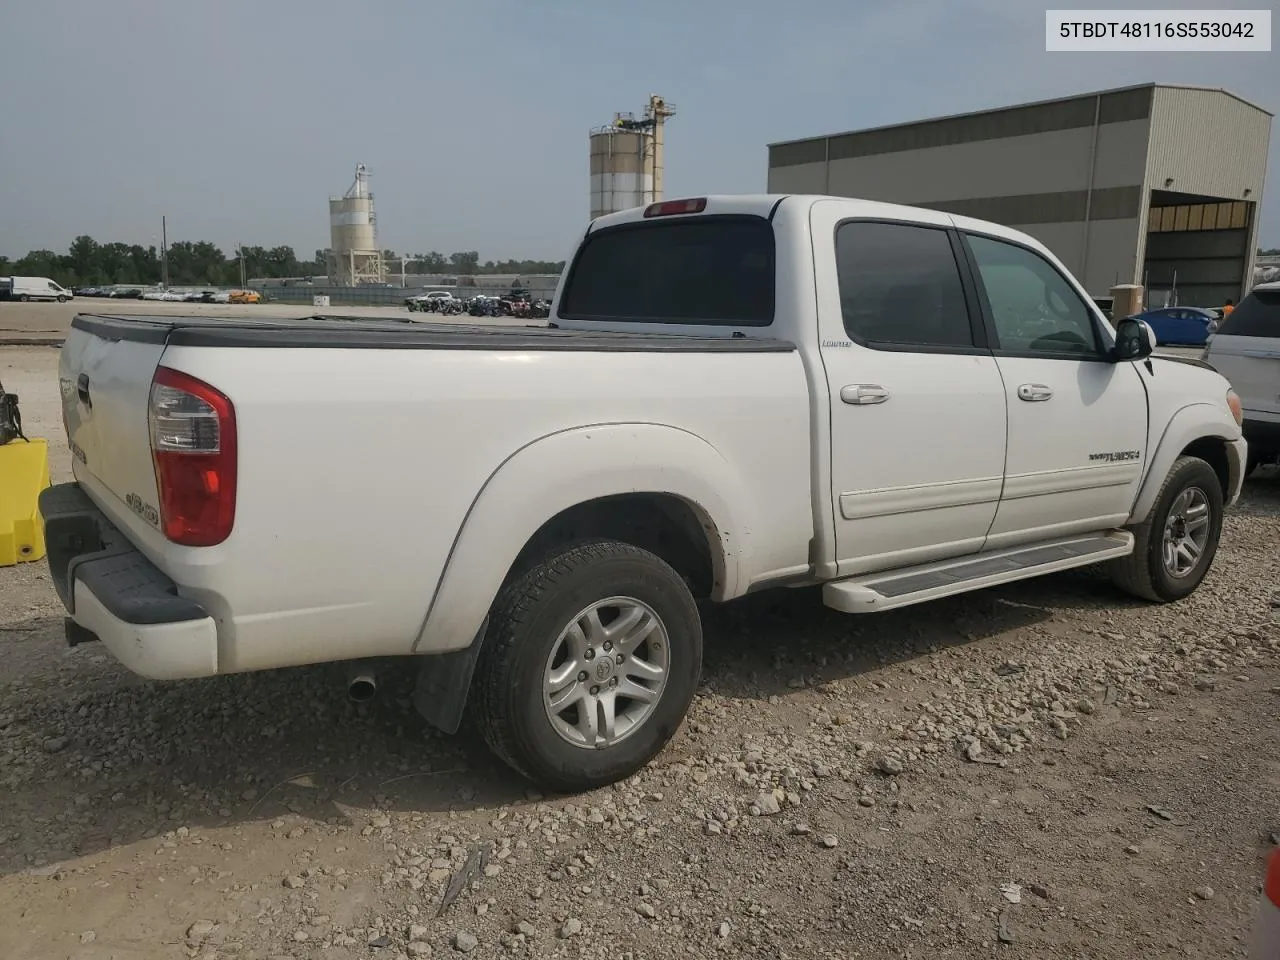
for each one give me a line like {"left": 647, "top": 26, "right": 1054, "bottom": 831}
{"left": 1215, "top": 290, "right": 1280, "bottom": 338}
{"left": 559, "top": 216, "right": 775, "bottom": 326}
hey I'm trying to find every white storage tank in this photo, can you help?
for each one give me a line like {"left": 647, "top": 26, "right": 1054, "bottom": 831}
{"left": 328, "top": 164, "right": 385, "bottom": 286}
{"left": 589, "top": 127, "right": 652, "bottom": 220}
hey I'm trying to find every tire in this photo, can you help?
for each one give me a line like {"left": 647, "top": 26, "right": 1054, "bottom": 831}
{"left": 18, "top": 295, "right": 28, "bottom": 302}
{"left": 57, "top": 295, "right": 68, "bottom": 303}
{"left": 470, "top": 539, "right": 702, "bottom": 792}
{"left": 1106, "top": 455, "right": 1224, "bottom": 603}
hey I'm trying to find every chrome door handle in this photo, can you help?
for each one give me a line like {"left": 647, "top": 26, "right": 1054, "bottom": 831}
{"left": 840, "top": 384, "right": 890, "bottom": 405}
{"left": 1017, "top": 383, "right": 1053, "bottom": 402}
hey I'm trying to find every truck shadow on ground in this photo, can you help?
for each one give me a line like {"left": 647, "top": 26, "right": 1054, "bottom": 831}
{"left": 0, "top": 472, "right": 1274, "bottom": 877}
{"left": 0, "top": 568, "right": 1146, "bottom": 878}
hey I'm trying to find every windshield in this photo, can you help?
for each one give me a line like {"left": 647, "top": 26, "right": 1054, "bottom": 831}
{"left": 1216, "top": 290, "right": 1279, "bottom": 338}
{"left": 559, "top": 216, "right": 775, "bottom": 326}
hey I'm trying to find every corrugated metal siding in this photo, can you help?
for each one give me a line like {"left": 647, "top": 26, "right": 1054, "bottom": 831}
{"left": 823, "top": 123, "right": 1149, "bottom": 203}
{"left": 1146, "top": 88, "right": 1271, "bottom": 199}
{"left": 766, "top": 162, "right": 826, "bottom": 194}
{"left": 769, "top": 87, "right": 1152, "bottom": 168}
{"left": 916, "top": 186, "right": 1140, "bottom": 225}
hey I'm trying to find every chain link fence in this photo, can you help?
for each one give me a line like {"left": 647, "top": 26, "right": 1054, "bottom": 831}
{"left": 256, "top": 275, "right": 561, "bottom": 307}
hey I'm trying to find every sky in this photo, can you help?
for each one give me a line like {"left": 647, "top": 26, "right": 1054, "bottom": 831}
{"left": 1, "top": 0, "right": 1276, "bottom": 263}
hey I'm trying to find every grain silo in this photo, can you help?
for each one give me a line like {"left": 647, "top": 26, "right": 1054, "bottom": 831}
{"left": 589, "top": 96, "right": 676, "bottom": 220}
{"left": 327, "top": 164, "right": 385, "bottom": 286}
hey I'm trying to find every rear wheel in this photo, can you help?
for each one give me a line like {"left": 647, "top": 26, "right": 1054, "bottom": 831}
{"left": 1106, "top": 455, "right": 1223, "bottom": 602}
{"left": 470, "top": 539, "right": 702, "bottom": 792}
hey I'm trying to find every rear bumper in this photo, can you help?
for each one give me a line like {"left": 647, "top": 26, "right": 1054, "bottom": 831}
{"left": 1243, "top": 417, "right": 1280, "bottom": 455}
{"left": 38, "top": 483, "right": 219, "bottom": 680}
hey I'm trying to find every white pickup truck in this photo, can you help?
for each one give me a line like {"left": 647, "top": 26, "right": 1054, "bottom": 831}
{"left": 40, "top": 195, "right": 1247, "bottom": 792}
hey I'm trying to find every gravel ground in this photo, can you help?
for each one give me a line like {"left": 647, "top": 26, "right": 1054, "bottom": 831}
{"left": 2, "top": 344, "right": 1277, "bottom": 959}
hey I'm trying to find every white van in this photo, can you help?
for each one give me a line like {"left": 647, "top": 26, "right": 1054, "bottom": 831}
{"left": 6, "top": 276, "right": 73, "bottom": 302}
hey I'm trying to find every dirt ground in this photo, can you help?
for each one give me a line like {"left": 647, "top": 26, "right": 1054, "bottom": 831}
{"left": 1, "top": 344, "right": 1277, "bottom": 960}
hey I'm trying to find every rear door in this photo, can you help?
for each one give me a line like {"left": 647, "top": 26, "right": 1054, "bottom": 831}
{"left": 810, "top": 202, "right": 1008, "bottom": 576}
{"left": 1207, "top": 289, "right": 1280, "bottom": 430}
{"left": 59, "top": 318, "right": 169, "bottom": 531}
{"left": 959, "top": 231, "right": 1148, "bottom": 547}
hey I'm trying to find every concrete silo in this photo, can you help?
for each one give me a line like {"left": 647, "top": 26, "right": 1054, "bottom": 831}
{"left": 589, "top": 95, "right": 676, "bottom": 220}
{"left": 327, "top": 164, "right": 385, "bottom": 286}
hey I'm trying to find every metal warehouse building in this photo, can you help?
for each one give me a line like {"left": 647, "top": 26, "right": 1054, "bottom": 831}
{"left": 767, "top": 83, "right": 1272, "bottom": 307}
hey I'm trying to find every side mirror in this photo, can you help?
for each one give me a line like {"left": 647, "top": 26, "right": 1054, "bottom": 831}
{"left": 1112, "top": 317, "right": 1154, "bottom": 362}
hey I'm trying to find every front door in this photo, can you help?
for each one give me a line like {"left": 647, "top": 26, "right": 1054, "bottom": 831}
{"left": 811, "top": 202, "right": 1008, "bottom": 576}
{"left": 960, "top": 231, "right": 1148, "bottom": 548}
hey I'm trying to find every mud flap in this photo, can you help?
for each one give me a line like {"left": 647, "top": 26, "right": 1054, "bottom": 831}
{"left": 0, "top": 437, "right": 50, "bottom": 566}
{"left": 412, "top": 618, "right": 488, "bottom": 735}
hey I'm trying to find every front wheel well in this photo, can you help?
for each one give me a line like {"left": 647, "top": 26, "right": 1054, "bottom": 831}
{"left": 508, "top": 494, "right": 720, "bottom": 599}
{"left": 1180, "top": 436, "right": 1231, "bottom": 496}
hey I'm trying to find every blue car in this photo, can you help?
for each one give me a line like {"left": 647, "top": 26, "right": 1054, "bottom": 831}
{"left": 1130, "top": 306, "right": 1220, "bottom": 346}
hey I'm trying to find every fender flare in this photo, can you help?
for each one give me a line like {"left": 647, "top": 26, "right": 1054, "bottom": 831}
{"left": 412, "top": 422, "right": 754, "bottom": 656}
{"left": 1129, "top": 402, "right": 1241, "bottom": 523}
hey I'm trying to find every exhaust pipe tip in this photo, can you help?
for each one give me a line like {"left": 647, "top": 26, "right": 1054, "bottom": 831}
{"left": 348, "top": 674, "right": 378, "bottom": 703}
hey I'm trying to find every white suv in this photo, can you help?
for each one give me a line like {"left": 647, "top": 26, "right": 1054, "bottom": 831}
{"left": 1205, "top": 281, "right": 1280, "bottom": 475}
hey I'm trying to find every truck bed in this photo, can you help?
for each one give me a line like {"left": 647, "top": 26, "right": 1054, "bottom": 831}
{"left": 71, "top": 313, "right": 796, "bottom": 353}
{"left": 57, "top": 309, "right": 814, "bottom": 675}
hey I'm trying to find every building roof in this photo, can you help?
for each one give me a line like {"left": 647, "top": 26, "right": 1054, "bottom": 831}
{"left": 767, "top": 83, "right": 1271, "bottom": 149}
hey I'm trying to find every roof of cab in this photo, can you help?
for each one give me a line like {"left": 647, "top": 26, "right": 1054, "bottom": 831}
{"left": 585, "top": 193, "right": 1053, "bottom": 258}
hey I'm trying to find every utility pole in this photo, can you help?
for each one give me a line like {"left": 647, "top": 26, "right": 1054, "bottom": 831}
{"left": 238, "top": 245, "right": 247, "bottom": 289}
{"left": 161, "top": 216, "right": 169, "bottom": 289}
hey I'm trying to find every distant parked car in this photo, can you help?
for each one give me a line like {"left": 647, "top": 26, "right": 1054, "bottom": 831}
{"left": 1131, "top": 306, "right": 1218, "bottom": 346}
{"left": 111, "top": 287, "right": 143, "bottom": 299}
{"left": 228, "top": 289, "right": 261, "bottom": 304}
{"left": 406, "top": 291, "right": 458, "bottom": 312}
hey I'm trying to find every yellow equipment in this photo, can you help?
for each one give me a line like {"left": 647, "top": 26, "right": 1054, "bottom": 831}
{"left": 0, "top": 437, "right": 50, "bottom": 566}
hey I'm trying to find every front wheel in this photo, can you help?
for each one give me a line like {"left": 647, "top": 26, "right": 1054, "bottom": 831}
{"left": 57, "top": 295, "right": 68, "bottom": 303}
{"left": 18, "top": 295, "right": 28, "bottom": 302}
{"left": 1106, "top": 455, "right": 1224, "bottom": 602}
{"left": 470, "top": 539, "right": 702, "bottom": 792}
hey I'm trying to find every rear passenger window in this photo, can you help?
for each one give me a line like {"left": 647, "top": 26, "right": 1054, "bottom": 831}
{"left": 834, "top": 222, "right": 974, "bottom": 349}
{"left": 1216, "top": 291, "right": 1279, "bottom": 338}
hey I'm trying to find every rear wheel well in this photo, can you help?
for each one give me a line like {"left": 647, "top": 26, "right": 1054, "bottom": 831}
{"left": 1180, "top": 437, "right": 1230, "bottom": 496}
{"left": 509, "top": 494, "right": 719, "bottom": 599}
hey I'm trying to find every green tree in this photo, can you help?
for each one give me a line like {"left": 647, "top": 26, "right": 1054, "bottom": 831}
{"left": 14, "top": 250, "right": 63, "bottom": 279}
{"left": 449, "top": 251, "right": 480, "bottom": 275}
{"left": 68, "top": 235, "right": 101, "bottom": 284}
{"left": 3, "top": 235, "right": 566, "bottom": 287}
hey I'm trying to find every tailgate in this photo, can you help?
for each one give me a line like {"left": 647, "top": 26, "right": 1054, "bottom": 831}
{"left": 59, "top": 319, "right": 168, "bottom": 526}
{"left": 1210, "top": 334, "right": 1280, "bottom": 418}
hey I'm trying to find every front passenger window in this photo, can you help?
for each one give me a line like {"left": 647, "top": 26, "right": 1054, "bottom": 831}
{"left": 967, "top": 234, "right": 1101, "bottom": 358}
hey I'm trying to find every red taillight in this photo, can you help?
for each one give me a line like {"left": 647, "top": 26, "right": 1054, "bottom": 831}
{"left": 148, "top": 366, "right": 236, "bottom": 546}
{"left": 643, "top": 197, "right": 707, "bottom": 218}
